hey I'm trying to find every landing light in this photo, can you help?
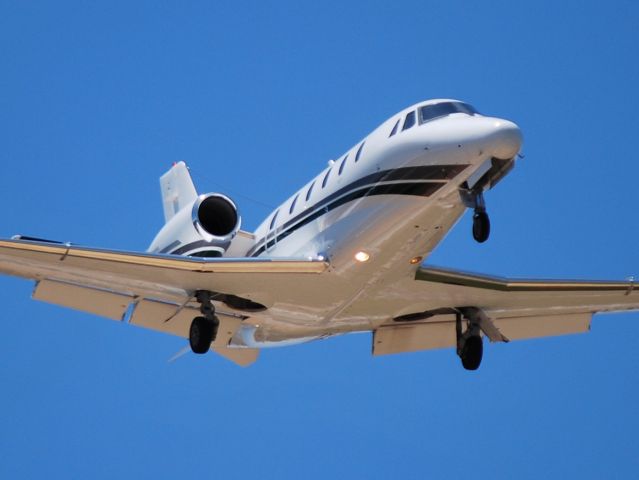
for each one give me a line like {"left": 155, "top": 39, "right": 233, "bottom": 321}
{"left": 410, "top": 256, "right": 423, "bottom": 265}
{"left": 354, "top": 251, "right": 370, "bottom": 262}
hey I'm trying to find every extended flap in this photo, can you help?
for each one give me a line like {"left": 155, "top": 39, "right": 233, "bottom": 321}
{"left": 130, "top": 298, "right": 243, "bottom": 346}
{"left": 32, "top": 280, "right": 134, "bottom": 321}
{"left": 373, "top": 312, "right": 592, "bottom": 356}
{"left": 373, "top": 320, "right": 456, "bottom": 356}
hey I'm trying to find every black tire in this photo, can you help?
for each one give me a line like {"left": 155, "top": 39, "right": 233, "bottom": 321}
{"left": 472, "top": 211, "right": 490, "bottom": 243}
{"left": 189, "top": 316, "right": 215, "bottom": 354}
{"left": 461, "top": 335, "right": 483, "bottom": 370}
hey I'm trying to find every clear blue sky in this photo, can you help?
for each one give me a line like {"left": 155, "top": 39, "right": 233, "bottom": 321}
{"left": 1, "top": 1, "right": 638, "bottom": 478}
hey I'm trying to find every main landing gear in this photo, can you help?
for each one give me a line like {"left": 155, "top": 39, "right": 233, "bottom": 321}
{"left": 455, "top": 307, "right": 510, "bottom": 370}
{"left": 470, "top": 191, "right": 490, "bottom": 243}
{"left": 456, "top": 310, "right": 483, "bottom": 370}
{"left": 189, "top": 291, "right": 220, "bottom": 354}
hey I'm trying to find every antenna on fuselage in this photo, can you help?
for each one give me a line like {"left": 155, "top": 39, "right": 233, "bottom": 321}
{"left": 190, "top": 167, "right": 275, "bottom": 211}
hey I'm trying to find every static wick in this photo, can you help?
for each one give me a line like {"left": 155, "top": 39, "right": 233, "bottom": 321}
{"left": 59, "top": 242, "right": 72, "bottom": 261}
{"left": 626, "top": 276, "right": 635, "bottom": 296}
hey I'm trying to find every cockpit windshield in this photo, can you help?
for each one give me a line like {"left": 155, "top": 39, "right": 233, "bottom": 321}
{"left": 419, "top": 102, "right": 478, "bottom": 124}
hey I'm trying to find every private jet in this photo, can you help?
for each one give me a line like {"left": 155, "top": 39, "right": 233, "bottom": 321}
{"left": 1, "top": 99, "right": 637, "bottom": 370}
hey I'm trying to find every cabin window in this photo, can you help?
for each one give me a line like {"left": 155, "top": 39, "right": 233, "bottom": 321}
{"left": 289, "top": 194, "right": 299, "bottom": 214}
{"left": 269, "top": 210, "right": 279, "bottom": 230}
{"left": 355, "top": 141, "right": 365, "bottom": 162}
{"left": 322, "top": 168, "right": 332, "bottom": 188}
{"left": 402, "top": 111, "right": 416, "bottom": 131}
{"left": 389, "top": 119, "right": 400, "bottom": 137}
{"left": 338, "top": 155, "right": 348, "bottom": 175}
{"left": 305, "top": 181, "right": 315, "bottom": 201}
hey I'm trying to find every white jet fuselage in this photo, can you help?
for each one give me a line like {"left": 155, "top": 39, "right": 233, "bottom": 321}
{"left": 231, "top": 99, "right": 522, "bottom": 346}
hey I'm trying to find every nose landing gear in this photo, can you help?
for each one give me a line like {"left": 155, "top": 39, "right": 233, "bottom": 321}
{"left": 462, "top": 188, "right": 491, "bottom": 243}
{"left": 471, "top": 190, "right": 490, "bottom": 243}
{"left": 189, "top": 291, "right": 220, "bottom": 354}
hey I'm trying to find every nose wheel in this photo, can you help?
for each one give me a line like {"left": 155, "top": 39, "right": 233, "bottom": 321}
{"left": 465, "top": 189, "right": 490, "bottom": 243}
{"left": 189, "top": 291, "right": 220, "bottom": 354}
{"left": 472, "top": 210, "right": 490, "bottom": 243}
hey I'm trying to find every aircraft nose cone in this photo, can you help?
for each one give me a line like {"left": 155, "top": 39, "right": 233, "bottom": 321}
{"left": 490, "top": 119, "right": 523, "bottom": 160}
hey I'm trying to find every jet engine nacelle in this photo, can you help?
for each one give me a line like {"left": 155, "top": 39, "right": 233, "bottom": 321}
{"left": 148, "top": 193, "right": 241, "bottom": 257}
{"left": 192, "top": 194, "right": 240, "bottom": 241}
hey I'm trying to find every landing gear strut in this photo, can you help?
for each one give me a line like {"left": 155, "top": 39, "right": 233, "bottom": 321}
{"left": 471, "top": 191, "right": 490, "bottom": 243}
{"left": 456, "top": 311, "right": 483, "bottom": 370}
{"left": 189, "top": 291, "right": 220, "bottom": 354}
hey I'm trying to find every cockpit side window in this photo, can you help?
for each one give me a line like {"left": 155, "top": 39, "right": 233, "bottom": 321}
{"left": 419, "top": 102, "right": 478, "bottom": 124}
{"left": 338, "top": 155, "right": 348, "bottom": 175}
{"left": 402, "top": 111, "right": 416, "bottom": 131}
{"left": 389, "top": 119, "right": 400, "bottom": 137}
{"left": 322, "top": 168, "right": 332, "bottom": 188}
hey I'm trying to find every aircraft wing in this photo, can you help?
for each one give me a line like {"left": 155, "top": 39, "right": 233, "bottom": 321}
{"left": 372, "top": 265, "right": 639, "bottom": 355}
{"left": 0, "top": 238, "right": 327, "bottom": 366}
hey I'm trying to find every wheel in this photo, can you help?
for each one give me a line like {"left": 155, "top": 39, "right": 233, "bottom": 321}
{"left": 189, "top": 316, "right": 215, "bottom": 354}
{"left": 460, "top": 335, "right": 483, "bottom": 370}
{"left": 472, "top": 211, "right": 490, "bottom": 243}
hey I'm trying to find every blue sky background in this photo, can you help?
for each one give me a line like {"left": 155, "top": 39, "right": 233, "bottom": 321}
{"left": 1, "top": 1, "right": 638, "bottom": 478}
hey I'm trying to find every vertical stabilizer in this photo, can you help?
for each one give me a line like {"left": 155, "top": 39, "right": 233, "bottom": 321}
{"left": 160, "top": 162, "right": 198, "bottom": 223}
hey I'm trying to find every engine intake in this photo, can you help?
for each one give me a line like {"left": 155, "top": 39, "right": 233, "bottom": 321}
{"left": 192, "top": 194, "right": 241, "bottom": 240}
